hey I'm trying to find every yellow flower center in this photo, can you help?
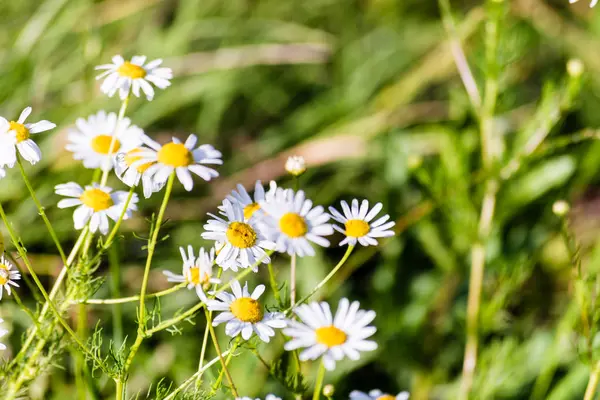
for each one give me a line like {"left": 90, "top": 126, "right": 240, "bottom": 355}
{"left": 157, "top": 143, "right": 192, "bottom": 167}
{"left": 80, "top": 188, "right": 113, "bottom": 212}
{"left": 0, "top": 264, "right": 9, "bottom": 285}
{"left": 124, "top": 148, "right": 153, "bottom": 172}
{"left": 117, "top": 61, "right": 147, "bottom": 79}
{"left": 376, "top": 396, "right": 396, "bottom": 400}
{"left": 9, "top": 122, "right": 29, "bottom": 143}
{"left": 226, "top": 222, "right": 257, "bottom": 249}
{"left": 345, "top": 219, "right": 370, "bottom": 238}
{"left": 186, "top": 267, "right": 209, "bottom": 285}
{"left": 243, "top": 203, "right": 261, "bottom": 220}
{"left": 230, "top": 297, "right": 264, "bottom": 323}
{"left": 91, "top": 134, "right": 121, "bottom": 155}
{"left": 315, "top": 325, "right": 347, "bottom": 347}
{"left": 279, "top": 212, "right": 307, "bottom": 238}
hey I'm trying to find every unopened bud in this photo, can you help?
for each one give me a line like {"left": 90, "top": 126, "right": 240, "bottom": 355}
{"left": 323, "top": 384, "right": 335, "bottom": 397}
{"left": 552, "top": 200, "right": 570, "bottom": 216}
{"left": 567, "top": 59, "right": 584, "bottom": 78}
{"left": 285, "top": 156, "right": 306, "bottom": 177}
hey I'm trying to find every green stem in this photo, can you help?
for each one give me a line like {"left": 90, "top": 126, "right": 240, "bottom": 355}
{"left": 212, "top": 338, "right": 240, "bottom": 393}
{"left": 585, "top": 361, "right": 600, "bottom": 400}
{"left": 290, "top": 253, "right": 297, "bottom": 306}
{"left": 267, "top": 262, "right": 282, "bottom": 305}
{"left": 115, "top": 380, "right": 124, "bottom": 400}
{"left": 312, "top": 361, "right": 326, "bottom": 400}
{"left": 108, "top": 246, "right": 123, "bottom": 347}
{"left": 206, "top": 309, "right": 239, "bottom": 397}
{"left": 99, "top": 95, "right": 130, "bottom": 187}
{"left": 75, "top": 282, "right": 186, "bottom": 305}
{"left": 16, "top": 157, "right": 67, "bottom": 264}
{"left": 195, "top": 312, "right": 212, "bottom": 388}
{"left": 76, "top": 302, "right": 89, "bottom": 400}
{"left": 12, "top": 290, "right": 39, "bottom": 328}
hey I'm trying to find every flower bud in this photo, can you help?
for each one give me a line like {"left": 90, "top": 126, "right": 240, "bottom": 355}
{"left": 323, "top": 384, "right": 335, "bottom": 397}
{"left": 285, "top": 156, "right": 306, "bottom": 177}
{"left": 567, "top": 59, "right": 584, "bottom": 78}
{"left": 552, "top": 200, "right": 570, "bottom": 217}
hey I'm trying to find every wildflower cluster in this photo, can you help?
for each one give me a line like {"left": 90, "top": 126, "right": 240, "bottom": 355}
{"left": 0, "top": 54, "right": 404, "bottom": 400}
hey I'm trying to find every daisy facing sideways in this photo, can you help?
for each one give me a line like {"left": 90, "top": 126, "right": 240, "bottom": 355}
{"left": 55, "top": 182, "right": 139, "bottom": 235}
{"left": 260, "top": 189, "right": 333, "bottom": 257}
{"left": 284, "top": 298, "right": 377, "bottom": 371}
{"left": 66, "top": 110, "right": 143, "bottom": 171}
{"left": 202, "top": 199, "right": 275, "bottom": 271}
{"left": 350, "top": 390, "right": 410, "bottom": 400}
{"left": 135, "top": 134, "right": 222, "bottom": 191}
{"left": 163, "top": 246, "right": 220, "bottom": 301}
{"left": 0, "top": 106, "right": 56, "bottom": 167}
{"left": 114, "top": 145, "right": 164, "bottom": 199}
{"left": 95, "top": 55, "right": 172, "bottom": 100}
{"left": 223, "top": 180, "right": 279, "bottom": 221}
{"left": 0, "top": 255, "right": 21, "bottom": 300}
{"left": 207, "top": 280, "right": 286, "bottom": 343}
{"left": 329, "top": 199, "right": 395, "bottom": 247}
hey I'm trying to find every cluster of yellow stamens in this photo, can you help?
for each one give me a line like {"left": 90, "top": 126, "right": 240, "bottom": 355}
{"left": 124, "top": 148, "right": 153, "bottom": 172}
{"left": 243, "top": 203, "right": 261, "bottom": 220}
{"left": 9, "top": 122, "right": 29, "bottom": 143}
{"left": 186, "top": 266, "right": 210, "bottom": 286}
{"left": 345, "top": 219, "right": 370, "bottom": 238}
{"left": 376, "top": 396, "right": 396, "bottom": 400}
{"left": 0, "top": 265, "right": 10, "bottom": 285}
{"left": 230, "top": 297, "right": 264, "bottom": 323}
{"left": 279, "top": 212, "right": 307, "bottom": 237}
{"left": 157, "top": 143, "right": 192, "bottom": 167}
{"left": 315, "top": 325, "right": 347, "bottom": 347}
{"left": 117, "top": 61, "right": 147, "bottom": 79}
{"left": 80, "top": 188, "right": 113, "bottom": 212}
{"left": 226, "top": 222, "right": 257, "bottom": 248}
{"left": 91, "top": 135, "right": 121, "bottom": 155}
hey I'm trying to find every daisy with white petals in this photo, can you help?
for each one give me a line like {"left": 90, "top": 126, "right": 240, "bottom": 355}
{"left": 66, "top": 110, "right": 143, "bottom": 171}
{"left": 0, "top": 107, "right": 56, "bottom": 167}
{"left": 236, "top": 395, "right": 282, "bottom": 400}
{"left": 329, "top": 199, "right": 395, "bottom": 247}
{"left": 202, "top": 199, "right": 275, "bottom": 271}
{"left": 163, "top": 246, "right": 220, "bottom": 301}
{"left": 0, "top": 319, "right": 8, "bottom": 351}
{"left": 136, "top": 134, "right": 222, "bottom": 192}
{"left": 284, "top": 298, "right": 377, "bottom": 371}
{"left": 55, "top": 182, "right": 139, "bottom": 235}
{"left": 95, "top": 55, "right": 172, "bottom": 100}
{"left": 0, "top": 255, "right": 21, "bottom": 300}
{"left": 223, "top": 180, "right": 279, "bottom": 221}
{"left": 114, "top": 144, "right": 164, "bottom": 199}
{"left": 350, "top": 390, "right": 410, "bottom": 400}
{"left": 208, "top": 280, "right": 286, "bottom": 342}
{"left": 260, "top": 189, "right": 333, "bottom": 257}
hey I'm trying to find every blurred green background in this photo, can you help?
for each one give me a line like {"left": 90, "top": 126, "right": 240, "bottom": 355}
{"left": 4, "top": 0, "right": 600, "bottom": 399}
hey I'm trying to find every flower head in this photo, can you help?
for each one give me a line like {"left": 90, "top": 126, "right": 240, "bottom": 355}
{"left": 350, "top": 390, "right": 410, "bottom": 400}
{"left": 55, "top": 182, "right": 138, "bottom": 234}
{"left": 285, "top": 155, "right": 306, "bottom": 176}
{"left": 202, "top": 199, "right": 275, "bottom": 271}
{"left": 163, "top": 246, "right": 220, "bottom": 301}
{"left": 95, "top": 55, "right": 172, "bottom": 100}
{"left": 114, "top": 137, "right": 165, "bottom": 199}
{"left": 0, "top": 255, "right": 20, "bottom": 300}
{"left": 284, "top": 298, "right": 377, "bottom": 371}
{"left": 260, "top": 189, "right": 333, "bottom": 256}
{"left": 66, "top": 110, "right": 143, "bottom": 171}
{"left": 0, "top": 107, "right": 56, "bottom": 167}
{"left": 329, "top": 199, "right": 395, "bottom": 247}
{"left": 135, "top": 134, "right": 222, "bottom": 191}
{"left": 222, "top": 180, "right": 279, "bottom": 221}
{"left": 208, "top": 280, "right": 286, "bottom": 342}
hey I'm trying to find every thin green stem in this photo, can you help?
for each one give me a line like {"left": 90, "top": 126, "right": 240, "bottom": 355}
{"left": 12, "top": 290, "right": 39, "bottom": 328}
{"left": 16, "top": 157, "right": 67, "bottom": 265}
{"left": 115, "top": 380, "right": 124, "bottom": 400}
{"left": 75, "top": 282, "right": 186, "bottom": 305}
{"left": 584, "top": 361, "right": 600, "bottom": 400}
{"left": 290, "top": 253, "right": 297, "bottom": 306}
{"left": 195, "top": 313, "right": 212, "bottom": 388}
{"left": 206, "top": 309, "right": 238, "bottom": 397}
{"left": 108, "top": 246, "right": 123, "bottom": 347}
{"left": 267, "top": 262, "right": 282, "bottom": 304}
{"left": 312, "top": 361, "right": 326, "bottom": 400}
{"left": 99, "top": 95, "right": 130, "bottom": 187}
{"left": 211, "top": 337, "right": 240, "bottom": 393}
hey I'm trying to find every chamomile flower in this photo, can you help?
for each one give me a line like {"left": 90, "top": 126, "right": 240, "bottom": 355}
{"left": 236, "top": 396, "right": 282, "bottom": 400}
{"left": 55, "top": 182, "right": 139, "bottom": 235}
{"left": 114, "top": 145, "right": 164, "bottom": 199}
{"left": 0, "top": 255, "right": 21, "bottom": 300}
{"left": 260, "top": 189, "right": 333, "bottom": 257}
{"left": 95, "top": 55, "right": 172, "bottom": 100}
{"left": 222, "top": 180, "right": 279, "bottom": 221}
{"left": 135, "top": 134, "right": 222, "bottom": 191}
{"left": 0, "top": 319, "right": 7, "bottom": 351}
{"left": 0, "top": 107, "right": 56, "bottom": 167}
{"left": 163, "top": 246, "right": 220, "bottom": 301}
{"left": 202, "top": 199, "right": 275, "bottom": 271}
{"left": 350, "top": 390, "right": 410, "bottom": 400}
{"left": 285, "top": 155, "right": 306, "bottom": 176}
{"left": 284, "top": 298, "right": 377, "bottom": 371}
{"left": 328, "top": 199, "right": 395, "bottom": 247}
{"left": 66, "top": 111, "right": 143, "bottom": 171}
{"left": 208, "top": 280, "right": 286, "bottom": 342}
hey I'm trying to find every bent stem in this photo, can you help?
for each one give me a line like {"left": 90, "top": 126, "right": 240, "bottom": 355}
{"left": 312, "top": 361, "right": 326, "bottom": 400}
{"left": 206, "top": 309, "right": 239, "bottom": 397}
{"left": 195, "top": 313, "right": 212, "bottom": 388}
{"left": 75, "top": 282, "right": 187, "bottom": 305}
{"left": 291, "top": 253, "right": 297, "bottom": 306}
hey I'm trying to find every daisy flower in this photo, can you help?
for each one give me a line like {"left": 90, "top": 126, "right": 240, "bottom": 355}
{"left": 95, "top": 55, "right": 173, "bottom": 100}
{"left": 66, "top": 110, "right": 143, "bottom": 171}
{"left": 236, "top": 396, "right": 282, "bottom": 400}
{"left": 114, "top": 145, "right": 164, "bottom": 199}
{"left": 208, "top": 280, "right": 286, "bottom": 342}
{"left": 202, "top": 199, "right": 275, "bottom": 271}
{"left": 222, "top": 180, "right": 279, "bottom": 221}
{"left": 0, "top": 255, "right": 21, "bottom": 300}
{"left": 260, "top": 189, "right": 333, "bottom": 257}
{"left": 136, "top": 134, "right": 222, "bottom": 191}
{"left": 328, "top": 199, "right": 395, "bottom": 247}
{"left": 0, "top": 106, "right": 56, "bottom": 167}
{"left": 284, "top": 298, "right": 377, "bottom": 371}
{"left": 163, "top": 246, "right": 220, "bottom": 301}
{"left": 0, "top": 319, "right": 8, "bottom": 351}
{"left": 285, "top": 155, "right": 306, "bottom": 176}
{"left": 350, "top": 390, "right": 410, "bottom": 400}
{"left": 55, "top": 182, "right": 139, "bottom": 235}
